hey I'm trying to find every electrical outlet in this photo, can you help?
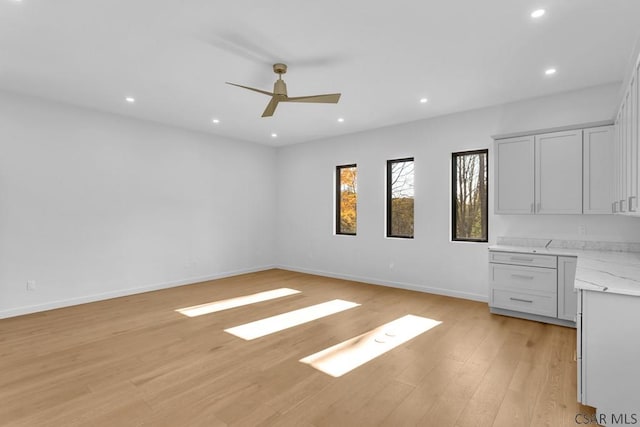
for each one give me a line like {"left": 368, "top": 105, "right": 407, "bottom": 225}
{"left": 26, "top": 280, "right": 36, "bottom": 291}
{"left": 578, "top": 225, "right": 587, "bottom": 236}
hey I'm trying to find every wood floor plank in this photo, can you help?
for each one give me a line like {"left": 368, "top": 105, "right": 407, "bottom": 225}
{"left": 0, "top": 269, "right": 596, "bottom": 426}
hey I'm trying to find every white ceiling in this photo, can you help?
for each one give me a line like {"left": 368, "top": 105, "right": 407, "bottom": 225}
{"left": 1, "top": 1, "right": 639, "bottom": 146}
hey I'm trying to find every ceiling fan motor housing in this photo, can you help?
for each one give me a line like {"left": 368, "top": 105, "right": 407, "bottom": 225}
{"left": 274, "top": 79, "right": 287, "bottom": 96}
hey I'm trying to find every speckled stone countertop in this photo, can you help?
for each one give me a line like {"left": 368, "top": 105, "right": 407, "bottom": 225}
{"left": 489, "top": 237, "right": 640, "bottom": 297}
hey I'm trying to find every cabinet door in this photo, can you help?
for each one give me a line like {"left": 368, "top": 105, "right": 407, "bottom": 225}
{"left": 535, "top": 130, "right": 583, "bottom": 214}
{"left": 582, "top": 291, "right": 640, "bottom": 412}
{"left": 620, "top": 100, "right": 628, "bottom": 213}
{"left": 613, "top": 114, "right": 620, "bottom": 213}
{"left": 626, "top": 88, "right": 635, "bottom": 213}
{"left": 631, "top": 66, "right": 640, "bottom": 215}
{"left": 494, "top": 136, "right": 535, "bottom": 214}
{"left": 557, "top": 256, "right": 577, "bottom": 321}
{"left": 583, "top": 126, "right": 613, "bottom": 214}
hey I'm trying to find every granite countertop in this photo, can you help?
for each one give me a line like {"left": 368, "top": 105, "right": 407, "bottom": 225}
{"left": 489, "top": 238, "right": 640, "bottom": 297}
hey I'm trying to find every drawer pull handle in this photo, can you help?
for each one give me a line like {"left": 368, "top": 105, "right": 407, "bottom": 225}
{"left": 511, "top": 274, "right": 535, "bottom": 280}
{"left": 510, "top": 297, "right": 533, "bottom": 303}
{"left": 510, "top": 257, "right": 534, "bottom": 262}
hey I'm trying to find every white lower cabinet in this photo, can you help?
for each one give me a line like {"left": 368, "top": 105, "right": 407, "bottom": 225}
{"left": 488, "top": 250, "right": 576, "bottom": 327}
{"left": 558, "top": 256, "right": 578, "bottom": 321}
{"left": 578, "top": 289, "right": 640, "bottom": 425}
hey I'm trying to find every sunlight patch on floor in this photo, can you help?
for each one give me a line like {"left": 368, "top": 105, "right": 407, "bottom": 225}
{"left": 175, "top": 288, "right": 301, "bottom": 317}
{"left": 224, "top": 299, "right": 360, "bottom": 340}
{"left": 300, "top": 314, "right": 441, "bottom": 377}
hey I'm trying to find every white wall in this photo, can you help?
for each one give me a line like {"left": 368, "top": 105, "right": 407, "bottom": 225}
{"left": 0, "top": 91, "right": 277, "bottom": 318}
{"left": 275, "top": 83, "right": 640, "bottom": 301}
{"left": 3, "top": 82, "right": 636, "bottom": 318}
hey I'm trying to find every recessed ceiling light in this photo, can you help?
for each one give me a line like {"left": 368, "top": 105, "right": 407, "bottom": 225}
{"left": 420, "top": 98, "right": 428, "bottom": 104}
{"left": 212, "top": 118, "right": 220, "bottom": 124}
{"left": 531, "top": 9, "right": 545, "bottom": 18}
{"left": 271, "top": 133, "right": 278, "bottom": 138}
{"left": 337, "top": 117, "right": 345, "bottom": 123}
{"left": 125, "top": 97, "right": 135, "bottom": 103}
{"left": 545, "top": 68, "right": 557, "bottom": 76}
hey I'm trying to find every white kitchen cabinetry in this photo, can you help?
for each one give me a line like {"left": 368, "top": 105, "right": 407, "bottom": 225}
{"left": 583, "top": 126, "right": 614, "bottom": 214}
{"left": 557, "top": 256, "right": 577, "bottom": 321}
{"left": 488, "top": 249, "right": 576, "bottom": 327}
{"left": 613, "top": 57, "right": 640, "bottom": 216}
{"left": 494, "top": 136, "right": 535, "bottom": 214}
{"left": 535, "top": 130, "right": 583, "bottom": 214}
{"left": 636, "top": 60, "right": 640, "bottom": 213}
{"left": 578, "top": 290, "right": 640, "bottom": 420}
{"left": 494, "top": 127, "right": 609, "bottom": 215}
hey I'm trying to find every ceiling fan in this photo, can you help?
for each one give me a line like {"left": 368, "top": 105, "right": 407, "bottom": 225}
{"left": 226, "top": 63, "right": 341, "bottom": 117}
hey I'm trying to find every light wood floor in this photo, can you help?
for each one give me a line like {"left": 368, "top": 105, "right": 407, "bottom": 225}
{"left": 0, "top": 269, "right": 595, "bottom": 426}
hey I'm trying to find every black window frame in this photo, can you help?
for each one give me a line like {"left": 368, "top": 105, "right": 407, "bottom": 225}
{"left": 451, "top": 149, "right": 489, "bottom": 243}
{"left": 386, "top": 157, "right": 415, "bottom": 239}
{"left": 335, "top": 163, "right": 357, "bottom": 236}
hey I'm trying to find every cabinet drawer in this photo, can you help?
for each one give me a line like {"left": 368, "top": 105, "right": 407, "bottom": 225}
{"left": 489, "top": 251, "right": 557, "bottom": 268}
{"left": 489, "top": 264, "right": 557, "bottom": 293}
{"left": 491, "top": 289, "right": 557, "bottom": 317}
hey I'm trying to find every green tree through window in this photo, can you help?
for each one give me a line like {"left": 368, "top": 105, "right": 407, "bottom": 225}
{"left": 387, "top": 158, "right": 414, "bottom": 238}
{"left": 452, "top": 150, "right": 488, "bottom": 242}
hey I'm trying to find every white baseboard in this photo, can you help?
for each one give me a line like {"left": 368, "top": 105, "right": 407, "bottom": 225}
{"left": 0, "top": 265, "right": 276, "bottom": 319}
{"left": 276, "top": 265, "right": 488, "bottom": 303}
{"left": 1, "top": 264, "right": 487, "bottom": 320}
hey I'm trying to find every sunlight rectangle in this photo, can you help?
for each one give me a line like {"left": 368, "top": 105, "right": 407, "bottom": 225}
{"left": 300, "top": 314, "right": 441, "bottom": 377}
{"left": 224, "top": 299, "right": 360, "bottom": 340}
{"left": 175, "top": 288, "right": 301, "bottom": 317}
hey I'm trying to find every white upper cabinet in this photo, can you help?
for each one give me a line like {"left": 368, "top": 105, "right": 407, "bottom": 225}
{"left": 629, "top": 71, "right": 639, "bottom": 214}
{"left": 583, "top": 126, "right": 613, "bottom": 214}
{"left": 535, "top": 130, "right": 583, "bottom": 214}
{"left": 494, "top": 136, "right": 535, "bottom": 214}
{"left": 612, "top": 56, "right": 640, "bottom": 216}
{"left": 494, "top": 130, "right": 587, "bottom": 215}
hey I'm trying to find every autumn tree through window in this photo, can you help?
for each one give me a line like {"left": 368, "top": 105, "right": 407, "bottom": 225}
{"left": 452, "top": 150, "right": 488, "bottom": 242}
{"left": 387, "top": 158, "right": 414, "bottom": 238}
{"left": 336, "top": 164, "right": 357, "bottom": 235}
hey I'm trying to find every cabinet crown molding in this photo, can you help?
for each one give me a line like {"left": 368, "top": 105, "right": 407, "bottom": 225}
{"left": 492, "top": 120, "right": 613, "bottom": 141}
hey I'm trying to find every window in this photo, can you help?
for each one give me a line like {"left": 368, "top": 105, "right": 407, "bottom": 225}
{"left": 387, "top": 158, "right": 414, "bottom": 238}
{"left": 452, "top": 150, "right": 488, "bottom": 242}
{"left": 336, "top": 164, "right": 357, "bottom": 235}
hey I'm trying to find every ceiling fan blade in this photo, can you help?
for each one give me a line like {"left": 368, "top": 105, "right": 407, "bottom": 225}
{"left": 284, "top": 93, "right": 341, "bottom": 104}
{"left": 262, "top": 97, "right": 280, "bottom": 117}
{"left": 226, "top": 82, "right": 273, "bottom": 96}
